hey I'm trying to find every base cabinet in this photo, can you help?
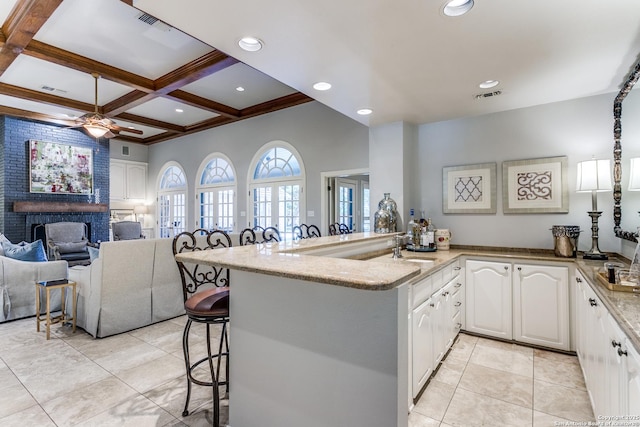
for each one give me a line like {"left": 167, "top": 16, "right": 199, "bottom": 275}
{"left": 465, "top": 260, "right": 512, "bottom": 340}
{"left": 575, "top": 271, "right": 640, "bottom": 417}
{"left": 513, "top": 264, "right": 569, "bottom": 351}
{"left": 411, "top": 261, "right": 463, "bottom": 399}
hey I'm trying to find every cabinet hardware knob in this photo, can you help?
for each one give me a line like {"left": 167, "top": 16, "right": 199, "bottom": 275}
{"left": 442, "top": 291, "right": 449, "bottom": 296}
{"left": 429, "top": 303, "right": 435, "bottom": 307}
{"left": 612, "top": 340, "right": 621, "bottom": 348}
{"left": 453, "top": 266, "right": 461, "bottom": 271}
{"left": 576, "top": 277, "right": 582, "bottom": 283}
{"left": 456, "top": 323, "right": 462, "bottom": 329}
{"left": 589, "top": 298, "right": 598, "bottom": 307}
{"left": 618, "top": 348, "right": 628, "bottom": 357}
{"left": 455, "top": 283, "right": 462, "bottom": 288}
{"left": 504, "top": 266, "right": 509, "bottom": 270}
{"left": 517, "top": 267, "right": 522, "bottom": 271}
{"left": 455, "top": 301, "right": 462, "bottom": 307}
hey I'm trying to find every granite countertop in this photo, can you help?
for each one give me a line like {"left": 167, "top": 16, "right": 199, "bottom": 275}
{"left": 175, "top": 232, "right": 640, "bottom": 353}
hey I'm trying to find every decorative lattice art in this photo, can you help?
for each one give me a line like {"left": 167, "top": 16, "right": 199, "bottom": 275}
{"left": 515, "top": 171, "right": 552, "bottom": 201}
{"left": 454, "top": 176, "right": 483, "bottom": 202}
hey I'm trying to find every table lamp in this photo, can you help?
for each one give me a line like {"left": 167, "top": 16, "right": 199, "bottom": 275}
{"left": 134, "top": 205, "right": 147, "bottom": 223}
{"left": 576, "top": 158, "right": 612, "bottom": 260}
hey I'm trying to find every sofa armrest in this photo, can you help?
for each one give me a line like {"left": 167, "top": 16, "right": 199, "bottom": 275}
{"left": 69, "top": 259, "right": 102, "bottom": 337}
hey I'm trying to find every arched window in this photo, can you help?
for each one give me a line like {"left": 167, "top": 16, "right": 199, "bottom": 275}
{"left": 248, "top": 141, "right": 305, "bottom": 241}
{"left": 196, "top": 154, "right": 236, "bottom": 232}
{"left": 157, "top": 162, "right": 187, "bottom": 238}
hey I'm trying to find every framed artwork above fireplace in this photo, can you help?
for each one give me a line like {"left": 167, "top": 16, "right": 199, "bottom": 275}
{"left": 29, "top": 140, "right": 93, "bottom": 194}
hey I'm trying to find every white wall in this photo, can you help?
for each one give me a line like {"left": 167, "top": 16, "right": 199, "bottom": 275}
{"left": 109, "top": 139, "right": 148, "bottom": 163}
{"left": 147, "top": 101, "right": 369, "bottom": 232}
{"left": 418, "top": 90, "right": 640, "bottom": 254}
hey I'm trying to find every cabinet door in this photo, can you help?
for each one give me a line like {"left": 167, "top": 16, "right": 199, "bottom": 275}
{"left": 625, "top": 341, "right": 640, "bottom": 416}
{"left": 465, "top": 260, "right": 512, "bottom": 339}
{"left": 513, "top": 264, "right": 569, "bottom": 350}
{"left": 109, "top": 161, "right": 126, "bottom": 200}
{"left": 412, "top": 297, "right": 435, "bottom": 397}
{"left": 126, "top": 163, "right": 147, "bottom": 200}
{"left": 606, "top": 314, "right": 626, "bottom": 416}
{"left": 432, "top": 291, "right": 446, "bottom": 366}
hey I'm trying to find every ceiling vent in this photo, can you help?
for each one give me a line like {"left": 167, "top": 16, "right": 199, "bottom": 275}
{"left": 475, "top": 90, "right": 502, "bottom": 100}
{"left": 41, "top": 85, "right": 55, "bottom": 92}
{"left": 137, "top": 12, "right": 170, "bottom": 32}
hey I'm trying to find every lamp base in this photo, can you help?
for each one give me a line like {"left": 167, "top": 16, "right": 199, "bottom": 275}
{"left": 583, "top": 252, "right": 608, "bottom": 260}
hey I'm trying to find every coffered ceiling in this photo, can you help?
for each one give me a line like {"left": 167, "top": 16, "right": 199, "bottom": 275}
{"left": 0, "top": 0, "right": 312, "bottom": 144}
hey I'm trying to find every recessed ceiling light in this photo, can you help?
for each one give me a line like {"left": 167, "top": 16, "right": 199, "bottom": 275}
{"left": 357, "top": 108, "right": 373, "bottom": 116}
{"left": 313, "top": 82, "right": 332, "bottom": 91}
{"left": 479, "top": 80, "right": 499, "bottom": 89}
{"left": 443, "top": 0, "right": 474, "bottom": 17}
{"left": 175, "top": 108, "right": 184, "bottom": 113}
{"left": 236, "top": 86, "right": 245, "bottom": 92}
{"left": 238, "top": 37, "right": 263, "bottom": 52}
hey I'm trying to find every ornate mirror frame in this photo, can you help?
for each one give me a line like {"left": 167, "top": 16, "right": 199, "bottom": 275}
{"left": 613, "top": 59, "right": 640, "bottom": 242}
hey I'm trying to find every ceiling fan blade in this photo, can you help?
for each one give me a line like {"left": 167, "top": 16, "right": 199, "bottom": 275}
{"left": 104, "top": 131, "right": 116, "bottom": 139}
{"left": 109, "top": 124, "right": 144, "bottom": 135}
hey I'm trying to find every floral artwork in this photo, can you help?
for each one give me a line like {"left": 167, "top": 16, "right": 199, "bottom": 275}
{"left": 29, "top": 140, "right": 93, "bottom": 194}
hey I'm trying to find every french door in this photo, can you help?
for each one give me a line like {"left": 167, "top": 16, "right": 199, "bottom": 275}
{"left": 335, "top": 178, "right": 357, "bottom": 232}
{"left": 250, "top": 181, "right": 303, "bottom": 241}
{"left": 158, "top": 191, "right": 186, "bottom": 238}
{"left": 198, "top": 188, "right": 234, "bottom": 232}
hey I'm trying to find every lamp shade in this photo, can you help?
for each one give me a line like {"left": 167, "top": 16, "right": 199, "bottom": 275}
{"left": 629, "top": 157, "right": 640, "bottom": 190}
{"left": 576, "top": 159, "right": 612, "bottom": 192}
{"left": 84, "top": 124, "right": 109, "bottom": 138}
{"left": 134, "top": 205, "right": 147, "bottom": 214}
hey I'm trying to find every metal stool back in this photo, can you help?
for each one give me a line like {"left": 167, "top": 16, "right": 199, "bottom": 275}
{"left": 239, "top": 226, "right": 281, "bottom": 245}
{"left": 292, "top": 224, "right": 321, "bottom": 240}
{"left": 329, "top": 222, "right": 352, "bottom": 235}
{"left": 173, "top": 228, "right": 231, "bottom": 426}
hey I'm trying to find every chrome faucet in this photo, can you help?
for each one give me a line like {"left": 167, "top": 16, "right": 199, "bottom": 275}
{"left": 392, "top": 234, "right": 406, "bottom": 259}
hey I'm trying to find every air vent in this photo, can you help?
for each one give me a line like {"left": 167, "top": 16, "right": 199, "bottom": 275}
{"left": 41, "top": 85, "right": 55, "bottom": 92}
{"left": 475, "top": 90, "right": 502, "bottom": 100}
{"left": 137, "top": 12, "right": 159, "bottom": 26}
{"left": 122, "top": 146, "right": 130, "bottom": 156}
{"left": 137, "top": 12, "right": 170, "bottom": 31}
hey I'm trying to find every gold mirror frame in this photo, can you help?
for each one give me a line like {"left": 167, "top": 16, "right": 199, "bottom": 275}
{"left": 613, "top": 59, "right": 640, "bottom": 242}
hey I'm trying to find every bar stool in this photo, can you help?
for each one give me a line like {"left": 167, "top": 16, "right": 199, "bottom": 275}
{"left": 292, "top": 224, "right": 321, "bottom": 240}
{"left": 239, "top": 225, "right": 281, "bottom": 245}
{"left": 173, "top": 228, "right": 231, "bottom": 427}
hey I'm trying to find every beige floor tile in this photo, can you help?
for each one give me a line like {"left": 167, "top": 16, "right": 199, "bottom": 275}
{"left": 0, "top": 383, "right": 38, "bottom": 419}
{"left": 534, "top": 352, "right": 586, "bottom": 390}
{"left": 71, "top": 332, "right": 146, "bottom": 359}
{"left": 180, "top": 399, "right": 228, "bottom": 427}
{"left": 408, "top": 411, "right": 440, "bottom": 427}
{"left": 476, "top": 336, "right": 534, "bottom": 357}
{"left": 458, "top": 362, "right": 533, "bottom": 408}
{"left": 412, "top": 380, "right": 456, "bottom": 421}
{"left": 116, "top": 353, "right": 185, "bottom": 394}
{"left": 446, "top": 334, "right": 477, "bottom": 363}
{"left": 433, "top": 357, "right": 467, "bottom": 386}
{"left": 442, "top": 388, "right": 533, "bottom": 427}
{"left": 533, "top": 410, "right": 574, "bottom": 427}
{"left": 0, "top": 404, "right": 57, "bottom": 427}
{"left": 94, "top": 341, "right": 168, "bottom": 375}
{"left": 533, "top": 380, "right": 594, "bottom": 422}
{"left": 0, "top": 364, "right": 21, "bottom": 392}
{"left": 469, "top": 342, "right": 533, "bottom": 377}
{"left": 144, "top": 376, "right": 216, "bottom": 419}
{"left": 74, "top": 394, "right": 177, "bottom": 427}
{"left": 42, "top": 376, "right": 139, "bottom": 426}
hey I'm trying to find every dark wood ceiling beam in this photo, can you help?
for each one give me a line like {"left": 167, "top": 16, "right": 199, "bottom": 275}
{"left": 165, "top": 90, "right": 240, "bottom": 118}
{"left": 0, "top": 81, "right": 95, "bottom": 112}
{"left": 240, "top": 92, "right": 314, "bottom": 118}
{"left": 102, "top": 90, "right": 156, "bottom": 116}
{"left": 0, "top": 104, "right": 76, "bottom": 127}
{"left": 155, "top": 50, "right": 239, "bottom": 93}
{"left": 115, "top": 112, "right": 186, "bottom": 133}
{"left": 24, "top": 40, "right": 155, "bottom": 92}
{"left": 0, "top": 0, "right": 62, "bottom": 74}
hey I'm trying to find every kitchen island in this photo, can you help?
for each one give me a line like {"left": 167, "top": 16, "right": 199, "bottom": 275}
{"left": 175, "top": 232, "right": 640, "bottom": 426}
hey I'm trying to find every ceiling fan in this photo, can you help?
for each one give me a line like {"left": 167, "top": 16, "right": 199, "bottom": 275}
{"left": 72, "top": 73, "right": 143, "bottom": 139}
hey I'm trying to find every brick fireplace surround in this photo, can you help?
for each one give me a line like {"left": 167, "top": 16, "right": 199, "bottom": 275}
{"left": 0, "top": 116, "right": 110, "bottom": 244}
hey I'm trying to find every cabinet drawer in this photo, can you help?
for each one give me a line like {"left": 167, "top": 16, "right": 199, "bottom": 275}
{"left": 442, "top": 260, "right": 461, "bottom": 283}
{"left": 413, "top": 275, "right": 433, "bottom": 308}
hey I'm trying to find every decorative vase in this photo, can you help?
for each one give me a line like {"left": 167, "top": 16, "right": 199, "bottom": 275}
{"left": 377, "top": 192, "right": 397, "bottom": 232}
{"left": 374, "top": 208, "right": 391, "bottom": 233}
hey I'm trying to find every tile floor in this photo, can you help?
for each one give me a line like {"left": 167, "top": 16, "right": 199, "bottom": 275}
{"left": 410, "top": 333, "right": 596, "bottom": 427}
{"left": 0, "top": 316, "right": 594, "bottom": 427}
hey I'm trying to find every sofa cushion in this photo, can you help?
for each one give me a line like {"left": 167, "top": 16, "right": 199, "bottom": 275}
{"left": 0, "top": 233, "right": 10, "bottom": 256}
{"left": 1, "top": 240, "right": 48, "bottom": 262}
{"left": 55, "top": 241, "right": 87, "bottom": 254}
{"left": 88, "top": 246, "right": 99, "bottom": 262}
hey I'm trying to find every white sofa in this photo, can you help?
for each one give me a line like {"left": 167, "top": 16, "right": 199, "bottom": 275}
{"left": 0, "top": 255, "right": 68, "bottom": 322}
{"left": 69, "top": 238, "right": 186, "bottom": 338}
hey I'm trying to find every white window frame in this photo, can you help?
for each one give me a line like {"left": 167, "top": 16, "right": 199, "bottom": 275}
{"left": 195, "top": 153, "right": 237, "bottom": 232}
{"left": 247, "top": 141, "right": 306, "bottom": 241}
{"left": 157, "top": 161, "right": 188, "bottom": 238}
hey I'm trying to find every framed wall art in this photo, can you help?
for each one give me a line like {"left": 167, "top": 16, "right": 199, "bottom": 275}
{"left": 29, "top": 140, "right": 93, "bottom": 194}
{"left": 502, "top": 156, "right": 568, "bottom": 214}
{"left": 443, "top": 162, "right": 497, "bottom": 214}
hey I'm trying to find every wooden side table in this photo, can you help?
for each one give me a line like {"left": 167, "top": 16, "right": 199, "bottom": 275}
{"left": 35, "top": 280, "right": 76, "bottom": 340}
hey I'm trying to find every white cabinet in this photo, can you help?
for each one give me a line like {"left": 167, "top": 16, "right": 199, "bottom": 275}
{"left": 110, "top": 160, "right": 147, "bottom": 200}
{"left": 513, "top": 264, "right": 569, "bottom": 350}
{"left": 574, "top": 272, "right": 640, "bottom": 418}
{"left": 410, "top": 260, "right": 463, "bottom": 399}
{"left": 465, "top": 260, "right": 512, "bottom": 340}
